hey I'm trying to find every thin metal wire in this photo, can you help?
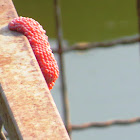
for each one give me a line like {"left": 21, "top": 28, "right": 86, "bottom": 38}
{"left": 72, "top": 117, "right": 140, "bottom": 130}
{"left": 54, "top": 0, "right": 72, "bottom": 138}
{"left": 0, "top": 117, "right": 6, "bottom": 140}
{"left": 52, "top": 35, "right": 140, "bottom": 53}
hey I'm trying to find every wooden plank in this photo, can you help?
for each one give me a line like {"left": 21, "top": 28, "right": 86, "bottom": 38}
{"left": 0, "top": 0, "right": 70, "bottom": 139}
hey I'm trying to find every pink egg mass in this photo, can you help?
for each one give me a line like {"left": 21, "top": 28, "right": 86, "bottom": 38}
{"left": 8, "top": 17, "right": 59, "bottom": 90}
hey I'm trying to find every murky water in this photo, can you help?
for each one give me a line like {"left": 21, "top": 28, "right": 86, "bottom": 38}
{"left": 13, "top": 0, "right": 137, "bottom": 44}
{"left": 52, "top": 43, "right": 140, "bottom": 140}
{"left": 12, "top": 0, "right": 140, "bottom": 139}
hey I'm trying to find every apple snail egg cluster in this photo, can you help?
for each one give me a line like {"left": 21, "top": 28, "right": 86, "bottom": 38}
{"left": 8, "top": 17, "right": 59, "bottom": 90}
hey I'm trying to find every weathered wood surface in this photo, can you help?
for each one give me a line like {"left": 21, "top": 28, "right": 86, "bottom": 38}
{"left": 0, "top": 0, "right": 70, "bottom": 139}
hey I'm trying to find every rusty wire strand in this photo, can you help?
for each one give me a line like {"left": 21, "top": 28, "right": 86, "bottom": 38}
{"left": 72, "top": 117, "right": 140, "bottom": 130}
{"left": 0, "top": 117, "right": 6, "bottom": 140}
{"left": 54, "top": 0, "right": 71, "bottom": 138}
{"left": 52, "top": 35, "right": 140, "bottom": 53}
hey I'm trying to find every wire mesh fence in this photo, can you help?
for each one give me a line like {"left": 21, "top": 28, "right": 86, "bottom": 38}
{"left": 54, "top": 0, "right": 140, "bottom": 139}
{"left": 0, "top": 0, "right": 140, "bottom": 139}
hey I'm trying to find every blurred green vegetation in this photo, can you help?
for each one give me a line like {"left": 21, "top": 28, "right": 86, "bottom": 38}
{"left": 12, "top": 0, "right": 138, "bottom": 44}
